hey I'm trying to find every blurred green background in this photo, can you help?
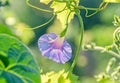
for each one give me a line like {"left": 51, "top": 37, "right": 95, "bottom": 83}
{"left": 0, "top": 0, "right": 120, "bottom": 83}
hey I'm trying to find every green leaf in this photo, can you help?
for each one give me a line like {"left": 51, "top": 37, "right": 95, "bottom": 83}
{"left": 39, "top": 0, "right": 79, "bottom": 29}
{"left": 40, "top": 0, "right": 51, "bottom": 4}
{"left": 50, "top": 1, "right": 74, "bottom": 29}
{"left": 41, "top": 70, "right": 70, "bottom": 83}
{"left": 50, "top": 0, "right": 79, "bottom": 29}
{"left": 0, "top": 34, "right": 40, "bottom": 83}
{"left": 104, "top": 0, "right": 120, "bottom": 3}
{"left": 0, "top": 24, "right": 14, "bottom": 36}
{"left": 41, "top": 70, "right": 80, "bottom": 83}
{"left": 68, "top": 73, "right": 80, "bottom": 83}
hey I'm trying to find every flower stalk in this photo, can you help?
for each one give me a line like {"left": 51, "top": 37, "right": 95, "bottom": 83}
{"left": 69, "top": 10, "right": 84, "bottom": 74}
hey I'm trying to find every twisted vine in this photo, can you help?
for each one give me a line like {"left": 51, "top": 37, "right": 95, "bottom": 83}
{"left": 25, "top": 0, "right": 109, "bottom": 75}
{"left": 113, "top": 27, "right": 120, "bottom": 51}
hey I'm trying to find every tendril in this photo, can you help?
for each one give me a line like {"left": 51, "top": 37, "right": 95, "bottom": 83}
{"left": 84, "top": 45, "right": 120, "bottom": 59}
{"left": 85, "top": 9, "right": 98, "bottom": 17}
{"left": 26, "top": 0, "right": 68, "bottom": 15}
{"left": 75, "top": 2, "right": 108, "bottom": 17}
{"left": 113, "top": 15, "right": 120, "bottom": 27}
{"left": 85, "top": 2, "right": 108, "bottom": 17}
{"left": 25, "top": 15, "right": 55, "bottom": 30}
{"left": 99, "top": 2, "right": 108, "bottom": 11}
{"left": 113, "top": 27, "right": 120, "bottom": 51}
{"left": 25, "top": 0, "right": 68, "bottom": 31}
{"left": 26, "top": 0, "right": 53, "bottom": 13}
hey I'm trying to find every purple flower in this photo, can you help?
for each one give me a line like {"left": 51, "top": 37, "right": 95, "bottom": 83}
{"left": 38, "top": 33, "right": 72, "bottom": 64}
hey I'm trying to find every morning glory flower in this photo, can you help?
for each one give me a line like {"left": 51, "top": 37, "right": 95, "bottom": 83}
{"left": 38, "top": 33, "right": 72, "bottom": 64}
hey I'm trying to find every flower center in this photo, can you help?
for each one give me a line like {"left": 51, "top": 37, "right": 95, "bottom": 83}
{"left": 52, "top": 36, "right": 65, "bottom": 49}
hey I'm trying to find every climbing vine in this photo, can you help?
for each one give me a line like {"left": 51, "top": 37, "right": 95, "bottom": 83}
{"left": 0, "top": 0, "right": 120, "bottom": 83}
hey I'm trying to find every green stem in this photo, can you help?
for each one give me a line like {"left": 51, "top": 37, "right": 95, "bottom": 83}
{"left": 114, "top": 44, "right": 120, "bottom": 55}
{"left": 78, "top": 6, "right": 98, "bottom": 11}
{"left": 72, "top": 2, "right": 108, "bottom": 17}
{"left": 26, "top": 0, "right": 67, "bottom": 14}
{"left": 116, "top": 47, "right": 120, "bottom": 55}
{"left": 77, "top": 2, "right": 108, "bottom": 11}
{"left": 68, "top": 10, "right": 84, "bottom": 74}
{"left": 26, "top": 0, "right": 53, "bottom": 13}
{"left": 25, "top": 15, "right": 55, "bottom": 30}
{"left": 84, "top": 45, "right": 120, "bottom": 59}
{"left": 31, "top": 15, "right": 55, "bottom": 30}
{"left": 60, "top": 12, "right": 71, "bottom": 37}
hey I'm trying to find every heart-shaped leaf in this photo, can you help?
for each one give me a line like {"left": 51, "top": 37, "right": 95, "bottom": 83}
{"left": 0, "top": 34, "right": 40, "bottom": 83}
{"left": 104, "top": 0, "right": 120, "bottom": 3}
{"left": 0, "top": 24, "right": 14, "bottom": 36}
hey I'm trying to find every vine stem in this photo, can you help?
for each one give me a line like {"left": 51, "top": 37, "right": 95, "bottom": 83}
{"left": 26, "top": 0, "right": 53, "bottom": 13}
{"left": 116, "top": 47, "right": 120, "bottom": 55}
{"left": 60, "top": 12, "right": 71, "bottom": 37}
{"left": 72, "top": 2, "right": 108, "bottom": 17}
{"left": 84, "top": 45, "right": 120, "bottom": 59}
{"left": 25, "top": 15, "right": 55, "bottom": 30}
{"left": 68, "top": 10, "right": 84, "bottom": 75}
{"left": 26, "top": 0, "right": 67, "bottom": 14}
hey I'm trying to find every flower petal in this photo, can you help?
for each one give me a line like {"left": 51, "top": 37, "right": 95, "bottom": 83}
{"left": 38, "top": 33, "right": 72, "bottom": 64}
